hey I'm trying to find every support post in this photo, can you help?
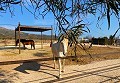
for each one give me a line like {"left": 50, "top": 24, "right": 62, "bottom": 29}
{"left": 41, "top": 32, "right": 43, "bottom": 49}
{"left": 18, "top": 23, "right": 21, "bottom": 54}
{"left": 51, "top": 26, "right": 53, "bottom": 45}
{"left": 15, "top": 28, "right": 16, "bottom": 46}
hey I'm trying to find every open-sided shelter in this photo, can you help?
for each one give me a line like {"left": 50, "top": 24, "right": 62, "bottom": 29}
{"left": 15, "top": 23, "right": 53, "bottom": 54}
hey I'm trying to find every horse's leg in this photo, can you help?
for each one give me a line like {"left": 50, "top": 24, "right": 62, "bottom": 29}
{"left": 62, "top": 58, "right": 65, "bottom": 72}
{"left": 31, "top": 44, "right": 32, "bottom": 49}
{"left": 53, "top": 55, "right": 56, "bottom": 69}
{"left": 24, "top": 44, "right": 25, "bottom": 50}
{"left": 33, "top": 43, "right": 35, "bottom": 49}
{"left": 32, "top": 42, "right": 35, "bottom": 49}
{"left": 58, "top": 58, "right": 62, "bottom": 78}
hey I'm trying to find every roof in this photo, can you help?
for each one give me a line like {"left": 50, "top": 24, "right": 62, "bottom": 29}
{"left": 15, "top": 25, "right": 52, "bottom": 32}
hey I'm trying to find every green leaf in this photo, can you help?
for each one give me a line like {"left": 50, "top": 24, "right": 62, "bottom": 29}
{"left": 82, "top": 29, "right": 88, "bottom": 33}
{"left": 109, "top": 1, "right": 118, "bottom": 15}
{"left": 86, "top": 26, "right": 90, "bottom": 33}
{"left": 107, "top": 3, "right": 110, "bottom": 29}
{"left": 0, "top": 7, "right": 4, "bottom": 10}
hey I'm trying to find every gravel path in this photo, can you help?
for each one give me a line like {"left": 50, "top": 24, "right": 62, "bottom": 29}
{"left": 0, "top": 59, "right": 120, "bottom": 83}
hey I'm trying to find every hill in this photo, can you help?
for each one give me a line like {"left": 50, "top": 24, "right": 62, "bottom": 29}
{"left": 0, "top": 27, "right": 54, "bottom": 39}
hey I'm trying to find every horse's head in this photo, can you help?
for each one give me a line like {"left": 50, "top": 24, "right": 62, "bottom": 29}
{"left": 15, "top": 39, "right": 19, "bottom": 46}
{"left": 15, "top": 39, "right": 26, "bottom": 46}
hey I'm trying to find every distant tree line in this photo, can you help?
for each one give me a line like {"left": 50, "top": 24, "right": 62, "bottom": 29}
{"left": 92, "top": 35, "right": 118, "bottom": 45}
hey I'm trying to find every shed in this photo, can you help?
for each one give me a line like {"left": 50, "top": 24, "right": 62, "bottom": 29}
{"left": 15, "top": 23, "right": 53, "bottom": 54}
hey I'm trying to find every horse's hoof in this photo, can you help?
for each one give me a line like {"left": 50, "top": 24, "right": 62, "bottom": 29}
{"left": 56, "top": 76, "right": 60, "bottom": 79}
{"left": 61, "top": 70, "right": 64, "bottom": 72}
{"left": 58, "top": 75, "right": 61, "bottom": 79}
{"left": 53, "top": 67, "right": 56, "bottom": 69}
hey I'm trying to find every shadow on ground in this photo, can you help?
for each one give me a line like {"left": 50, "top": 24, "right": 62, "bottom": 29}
{"left": 14, "top": 61, "right": 41, "bottom": 74}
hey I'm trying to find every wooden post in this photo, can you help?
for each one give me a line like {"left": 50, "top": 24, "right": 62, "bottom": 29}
{"left": 51, "top": 26, "right": 53, "bottom": 44}
{"left": 18, "top": 23, "right": 21, "bottom": 54}
{"left": 15, "top": 27, "right": 16, "bottom": 46}
{"left": 41, "top": 32, "right": 43, "bottom": 49}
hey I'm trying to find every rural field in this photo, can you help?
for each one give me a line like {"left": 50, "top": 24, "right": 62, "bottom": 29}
{"left": 0, "top": 40, "right": 120, "bottom": 83}
{"left": 0, "top": 0, "right": 120, "bottom": 83}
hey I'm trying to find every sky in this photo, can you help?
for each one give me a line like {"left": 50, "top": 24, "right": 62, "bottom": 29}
{"left": 0, "top": 2, "right": 120, "bottom": 38}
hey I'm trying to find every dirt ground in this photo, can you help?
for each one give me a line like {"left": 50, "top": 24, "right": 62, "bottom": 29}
{"left": 0, "top": 43, "right": 120, "bottom": 83}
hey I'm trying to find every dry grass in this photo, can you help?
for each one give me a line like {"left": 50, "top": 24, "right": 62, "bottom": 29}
{"left": 66, "top": 45, "right": 120, "bottom": 65}
{"left": 0, "top": 42, "right": 120, "bottom": 65}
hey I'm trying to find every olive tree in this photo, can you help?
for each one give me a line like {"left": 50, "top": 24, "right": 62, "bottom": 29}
{"left": 0, "top": 0, "right": 120, "bottom": 41}
{"left": 0, "top": 1, "right": 120, "bottom": 56}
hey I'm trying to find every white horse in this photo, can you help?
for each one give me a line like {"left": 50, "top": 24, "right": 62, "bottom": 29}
{"left": 51, "top": 37, "right": 68, "bottom": 78}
